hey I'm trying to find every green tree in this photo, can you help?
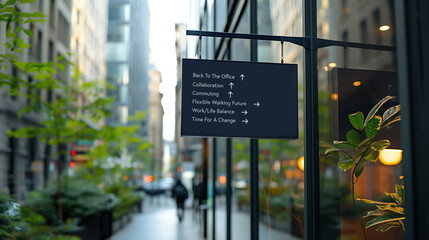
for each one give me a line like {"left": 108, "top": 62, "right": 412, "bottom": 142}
{"left": 1, "top": 0, "right": 46, "bottom": 94}
{"left": 80, "top": 111, "right": 152, "bottom": 187}
{"left": 8, "top": 63, "right": 114, "bottom": 220}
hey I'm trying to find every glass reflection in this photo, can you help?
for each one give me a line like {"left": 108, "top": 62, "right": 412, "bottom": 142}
{"left": 317, "top": 1, "right": 403, "bottom": 239}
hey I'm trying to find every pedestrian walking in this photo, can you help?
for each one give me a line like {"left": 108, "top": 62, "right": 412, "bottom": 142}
{"left": 172, "top": 177, "right": 188, "bottom": 222}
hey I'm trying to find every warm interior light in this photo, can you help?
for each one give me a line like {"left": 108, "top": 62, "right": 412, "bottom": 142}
{"left": 353, "top": 81, "right": 361, "bottom": 87}
{"left": 331, "top": 93, "right": 338, "bottom": 101}
{"left": 218, "top": 175, "right": 226, "bottom": 184}
{"left": 379, "top": 149, "right": 402, "bottom": 165}
{"left": 379, "top": 25, "right": 390, "bottom": 31}
{"left": 297, "top": 156, "right": 304, "bottom": 171}
{"left": 328, "top": 63, "right": 337, "bottom": 68}
{"left": 324, "top": 66, "right": 328, "bottom": 71}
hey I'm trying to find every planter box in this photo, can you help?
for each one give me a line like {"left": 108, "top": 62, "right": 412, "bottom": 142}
{"left": 70, "top": 208, "right": 113, "bottom": 240}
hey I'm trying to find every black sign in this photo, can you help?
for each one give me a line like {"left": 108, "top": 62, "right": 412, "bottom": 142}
{"left": 181, "top": 59, "right": 298, "bottom": 139}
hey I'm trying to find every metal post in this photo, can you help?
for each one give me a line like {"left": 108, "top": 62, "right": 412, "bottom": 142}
{"left": 304, "top": 0, "right": 320, "bottom": 239}
{"left": 250, "top": 0, "right": 259, "bottom": 240}
{"left": 212, "top": 138, "right": 217, "bottom": 240}
{"left": 226, "top": 138, "right": 232, "bottom": 240}
{"left": 202, "top": 138, "right": 209, "bottom": 239}
{"left": 395, "top": 0, "right": 429, "bottom": 239}
{"left": 250, "top": 139, "right": 259, "bottom": 239}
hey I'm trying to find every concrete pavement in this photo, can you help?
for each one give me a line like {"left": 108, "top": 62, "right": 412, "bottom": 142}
{"left": 109, "top": 195, "right": 301, "bottom": 240}
{"left": 109, "top": 196, "right": 201, "bottom": 240}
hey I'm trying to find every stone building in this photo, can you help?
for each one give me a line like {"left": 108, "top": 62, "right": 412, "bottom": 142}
{"left": 0, "top": 0, "right": 72, "bottom": 201}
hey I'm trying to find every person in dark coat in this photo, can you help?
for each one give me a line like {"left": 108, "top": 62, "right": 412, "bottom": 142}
{"left": 172, "top": 178, "right": 188, "bottom": 222}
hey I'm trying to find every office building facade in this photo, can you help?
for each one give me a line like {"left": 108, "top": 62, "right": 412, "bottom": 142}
{"left": 184, "top": 0, "right": 429, "bottom": 239}
{"left": 0, "top": 0, "right": 72, "bottom": 201}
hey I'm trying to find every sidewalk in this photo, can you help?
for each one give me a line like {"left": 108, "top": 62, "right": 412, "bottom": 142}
{"left": 109, "top": 196, "right": 201, "bottom": 240}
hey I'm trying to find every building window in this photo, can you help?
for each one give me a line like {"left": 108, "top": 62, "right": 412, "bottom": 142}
{"left": 360, "top": 19, "right": 368, "bottom": 61}
{"left": 47, "top": 88, "right": 53, "bottom": 104}
{"left": 29, "top": 24, "right": 35, "bottom": 59}
{"left": 373, "top": 9, "right": 381, "bottom": 44}
{"left": 50, "top": 0, "right": 55, "bottom": 29}
{"left": 27, "top": 76, "right": 33, "bottom": 106}
{"left": 8, "top": 135, "right": 16, "bottom": 195}
{"left": 10, "top": 66, "right": 18, "bottom": 101}
{"left": 342, "top": 30, "right": 349, "bottom": 65}
{"left": 76, "top": 9, "right": 80, "bottom": 25}
{"left": 48, "top": 41, "right": 54, "bottom": 62}
{"left": 57, "top": 11, "right": 70, "bottom": 47}
{"left": 25, "top": 138, "right": 36, "bottom": 191}
{"left": 37, "top": 31, "right": 43, "bottom": 62}
{"left": 108, "top": 4, "right": 131, "bottom": 21}
{"left": 342, "top": 0, "right": 350, "bottom": 14}
{"left": 39, "top": 0, "right": 43, "bottom": 12}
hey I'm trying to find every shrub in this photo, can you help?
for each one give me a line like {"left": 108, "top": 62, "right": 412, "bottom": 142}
{"left": 25, "top": 175, "right": 108, "bottom": 225}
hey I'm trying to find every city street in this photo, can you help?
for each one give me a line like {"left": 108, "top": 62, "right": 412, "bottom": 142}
{"left": 109, "top": 195, "right": 301, "bottom": 240}
{"left": 109, "top": 196, "right": 201, "bottom": 240}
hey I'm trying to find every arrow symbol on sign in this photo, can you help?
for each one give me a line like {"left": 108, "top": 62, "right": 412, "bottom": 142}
{"left": 229, "top": 82, "right": 234, "bottom": 89}
{"left": 228, "top": 91, "right": 233, "bottom": 98}
{"left": 242, "top": 119, "right": 249, "bottom": 124}
{"left": 240, "top": 74, "right": 245, "bottom": 81}
{"left": 253, "top": 102, "right": 260, "bottom": 107}
{"left": 241, "top": 110, "right": 248, "bottom": 115}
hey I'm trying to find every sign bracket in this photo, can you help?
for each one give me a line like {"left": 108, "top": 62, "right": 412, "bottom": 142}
{"left": 186, "top": 30, "right": 395, "bottom": 52}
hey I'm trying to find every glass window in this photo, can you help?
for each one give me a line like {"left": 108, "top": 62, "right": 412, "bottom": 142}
{"left": 257, "top": 2, "right": 305, "bottom": 239}
{"left": 108, "top": 4, "right": 131, "bottom": 22}
{"left": 108, "top": 24, "right": 130, "bottom": 42}
{"left": 317, "top": 1, "right": 403, "bottom": 239}
{"left": 106, "top": 42, "right": 129, "bottom": 62}
{"left": 215, "top": 138, "right": 227, "bottom": 238}
{"left": 232, "top": 138, "right": 251, "bottom": 240}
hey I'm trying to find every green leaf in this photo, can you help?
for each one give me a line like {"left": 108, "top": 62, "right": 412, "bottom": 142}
{"left": 366, "top": 215, "right": 405, "bottom": 229}
{"left": 4, "top": 42, "right": 12, "bottom": 49}
{"left": 363, "top": 208, "right": 384, "bottom": 218}
{"left": 364, "top": 150, "right": 379, "bottom": 162}
{"left": 386, "top": 193, "right": 402, "bottom": 206}
{"left": 357, "top": 138, "right": 370, "bottom": 148}
{"left": 23, "top": 29, "right": 33, "bottom": 38}
{"left": 348, "top": 112, "right": 364, "bottom": 131}
{"left": 20, "top": 0, "right": 38, "bottom": 3}
{"left": 378, "top": 204, "right": 404, "bottom": 215}
{"left": 357, "top": 198, "right": 391, "bottom": 205}
{"left": 382, "top": 104, "right": 400, "bottom": 123}
{"left": 12, "top": 60, "right": 27, "bottom": 70}
{"left": 324, "top": 147, "right": 341, "bottom": 155}
{"left": 376, "top": 222, "right": 401, "bottom": 232}
{"left": 346, "top": 130, "right": 360, "bottom": 149}
{"left": 57, "top": 63, "right": 65, "bottom": 71}
{"left": 333, "top": 141, "right": 354, "bottom": 150}
{"left": 365, "top": 116, "right": 382, "bottom": 139}
{"left": 371, "top": 140, "right": 390, "bottom": 151}
{"left": 364, "top": 95, "right": 394, "bottom": 127}
{"left": 355, "top": 159, "right": 367, "bottom": 179}
{"left": 14, "top": 26, "right": 23, "bottom": 34}
{"left": 396, "top": 184, "right": 404, "bottom": 202}
{"left": 338, "top": 158, "right": 354, "bottom": 171}
{"left": 6, "top": 31, "right": 16, "bottom": 38}
{"left": 381, "top": 115, "right": 401, "bottom": 129}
